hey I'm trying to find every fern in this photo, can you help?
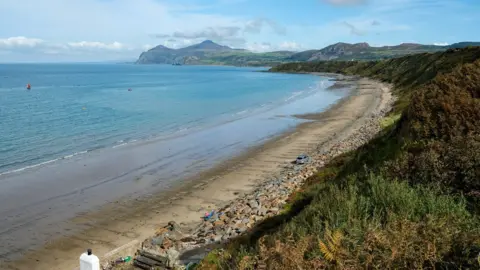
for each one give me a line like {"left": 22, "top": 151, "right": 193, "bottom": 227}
{"left": 318, "top": 226, "right": 344, "bottom": 265}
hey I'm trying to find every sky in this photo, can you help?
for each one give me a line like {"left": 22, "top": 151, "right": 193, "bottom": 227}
{"left": 0, "top": 0, "right": 479, "bottom": 62}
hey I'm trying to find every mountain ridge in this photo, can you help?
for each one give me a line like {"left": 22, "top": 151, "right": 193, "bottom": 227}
{"left": 136, "top": 40, "right": 480, "bottom": 66}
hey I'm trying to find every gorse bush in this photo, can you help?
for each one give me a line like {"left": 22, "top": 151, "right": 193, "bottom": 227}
{"left": 197, "top": 47, "right": 480, "bottom": 269}
{"left": 405, "top": 59, "right": 480, "bottom": 141}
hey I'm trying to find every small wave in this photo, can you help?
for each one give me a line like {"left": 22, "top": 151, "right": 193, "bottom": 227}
{"left": 0, "top": 158, "right": 59, "bottom": 176}
{"left": 0, "top": 150, "right": 90, "bottom": 177}
{"left": 284, "top": 91, "right": 304, "bottom": 102}
{"left": 62, "top": 151, "right": 87, "bottom": 159}
{"left": 234, "top": 110, "right": 248, "bottom": 116}
{"left": 176, "top": 128, "right": 189, "bottom": 133}
{"left": 112, "top": 143, "right": 128, "bottom": 149}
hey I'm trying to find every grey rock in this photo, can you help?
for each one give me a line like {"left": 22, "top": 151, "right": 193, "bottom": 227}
{"left": 257, "top": 208, "right": 268, "bottom": 216}
{"left": 254, "top": 215, "right": 263, "bottom": 222}
{"left": 236, "top": 227, "right": 247, "bottom": 234}
{"left": 247, "top": 200, "right": 259, "bottom": 209}
{"left": 268, "top": 207, "right": 279, "bottom": 214}
{"left": 213, "top": 235, "right": 223, "bottom": 242}
{"left": 242, "top": 218, "right": 250, "bottom": 224}
{"left": 221, "top": 234, "right": 230, "bottom": 241}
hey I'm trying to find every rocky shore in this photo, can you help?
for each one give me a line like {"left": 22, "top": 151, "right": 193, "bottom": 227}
{"left": 104, "top": 79, "right": 395, "bottom": 270}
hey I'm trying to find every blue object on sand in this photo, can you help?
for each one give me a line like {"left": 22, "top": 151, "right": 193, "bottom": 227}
{"left": 203, "top": 210, "right": 215, "bottom": 221}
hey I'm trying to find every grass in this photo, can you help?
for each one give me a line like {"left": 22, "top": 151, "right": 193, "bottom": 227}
{"left": 195, "top": 47, "right": 480, "bottom": 269}
{"left": 379, "top": 113, "right": 401, "bottom": 129}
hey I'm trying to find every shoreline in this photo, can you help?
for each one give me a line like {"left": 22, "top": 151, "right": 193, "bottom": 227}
{"left": 2, "top": 76, "right": 390, "bottom": 270}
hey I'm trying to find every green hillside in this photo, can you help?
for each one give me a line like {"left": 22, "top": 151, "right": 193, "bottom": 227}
{"left": 135, "top": 40, "right": 480, "bottom": 66}
{"left": 198, "top": 47, "right": 480, "bottom": 269}
{"left": 287, "top": 42, "right": 480, "bottom": 62}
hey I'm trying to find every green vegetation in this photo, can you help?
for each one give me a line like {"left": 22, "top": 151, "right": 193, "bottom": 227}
{"left": 196, "top": 47, "right": 480, "bottom": 269}
{"left": 379, "top": 113, "right": 401, "bottom": 129}
{"left": 287, "top": 42, "right": 447, "bottom": 62}
{"left": 190, "top": 51, "right": 294, "bottom": 67}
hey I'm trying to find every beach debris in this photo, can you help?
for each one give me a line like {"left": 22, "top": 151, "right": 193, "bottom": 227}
{"left": 203, "top": 210, "right": 215, "bottom": 221}
{"left": 295, "top": 154, "right": 310, "bottom": 165}
{"left": 113, "top": 256, "right": 131, "bottom": 264}
{"left": 131, "top": 248, "right": 180, "bottom": 270}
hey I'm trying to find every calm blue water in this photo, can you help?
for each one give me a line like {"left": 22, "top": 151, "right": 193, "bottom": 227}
{"left": 0, "top": 64, "right": 335, "bottom": 175}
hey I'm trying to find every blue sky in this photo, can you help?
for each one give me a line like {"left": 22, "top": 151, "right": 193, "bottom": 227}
{"left": 0, "top": 0, "right": 479, "bottom": 62}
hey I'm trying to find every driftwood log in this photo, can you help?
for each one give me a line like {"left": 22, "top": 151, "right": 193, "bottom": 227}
{"left": 133, "top": 249, "right": 169, "bottom": 269}
{"left": 133, "top": 259, "right": 154, "bottom": 270}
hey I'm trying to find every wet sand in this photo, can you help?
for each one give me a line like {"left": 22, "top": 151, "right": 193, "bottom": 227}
{"left": 1, "top": 77, "right": 390, "bottom": 270}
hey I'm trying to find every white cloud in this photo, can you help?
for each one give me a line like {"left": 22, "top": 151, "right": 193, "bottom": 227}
{"left": 278, "top": 41, "right": 303, "bottom": 51}
{"left": 244, "top": 18, "right": 287, "bottom": 35}
{"left": 0, "top": 36, "right": 44, "bottom": 48}
{"left": 0, "top": 36, "right": 142, "bottom": 60}
{"left": 162, "top": 39, "right": 196, "bottom": 49}
{"left": 67, "top": 41, "right": 128, "bottom": 51}
{"left": 246, "top": 42, "right": 273, "bottom": 52}
{"left": 142, "top": 44, "right": 154, "bottom": 51}
{"left": 0, "top": 0, "right": 244, "bottom": 50}
{"left": 246, "top": 41, "right": 304, "bottom": 52}
{"left": 433, "top": 42, "right": 449, "bottom": 46}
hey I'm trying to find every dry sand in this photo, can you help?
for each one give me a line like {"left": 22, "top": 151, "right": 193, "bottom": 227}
{"left": 2, "top": 77, "right": 391, "bottom": 270}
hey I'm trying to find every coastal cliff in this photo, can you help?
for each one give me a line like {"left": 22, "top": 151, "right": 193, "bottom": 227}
{"left": 195, "top": 47, "right": 480, "bottom": 269}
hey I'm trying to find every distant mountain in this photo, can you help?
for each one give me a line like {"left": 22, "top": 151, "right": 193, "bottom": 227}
{"left": 448, "top": 41, "right": 480, "bottom": 48}
{"left": 136, "top": 40, "right": 480, "bottom": 66}
{"left": 288, "top": 42, "right": 480, "bottom": 62}
{"left": 178, "top": 40, "right": 233, "bottom": 52}
{"left": 136, "top": 40, "right": 294, "bottom": 66}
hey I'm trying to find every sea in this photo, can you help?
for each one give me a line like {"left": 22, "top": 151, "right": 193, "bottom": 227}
{"left": 0, "top": 63, "right": 341, "bottom": 176}
{"left": 0, "top": 63, "right": 347, "bottom": 260}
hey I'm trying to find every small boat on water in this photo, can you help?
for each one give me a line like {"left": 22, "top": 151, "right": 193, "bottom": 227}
{"left": 26, "top": 83, "right": 31, "bottom": 90}
{"left": 128, "top": 88, "right": 132, "bottom": 91}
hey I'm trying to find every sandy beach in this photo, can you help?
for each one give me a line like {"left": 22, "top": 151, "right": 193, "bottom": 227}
{"left": 1, "top": 75, "right": 391, "bottom": 270}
